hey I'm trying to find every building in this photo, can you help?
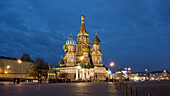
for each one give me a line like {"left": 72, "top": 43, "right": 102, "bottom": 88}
{"left": 48, "top": 14, "right": 110, "bottom": 81}
{"left": 149, "top": 70, "right": 169, "bottom": 80}
{"left": 129, "top": 72, "right": 149, "bottom": 81}
{"left": 0, "top": 54, "right": 35, "bottom": 79}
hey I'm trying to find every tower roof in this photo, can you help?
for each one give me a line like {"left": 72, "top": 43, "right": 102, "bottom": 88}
{"left": 79, "top": 14, "right": 87, "bottom": 34}
{"left": 92, "top": 35, "right": 101, "bottom": 45}
{"left": 59, "top": 59, "right": 64, "bottom": 64}
{"left": 66, "top": 34, "right": 76, "bottom": 46}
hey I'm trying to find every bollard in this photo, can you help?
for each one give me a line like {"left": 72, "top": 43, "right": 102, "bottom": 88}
{"left": 122, "top": 82, "right": 124, "bottom": 91}
{"left": 119, "top": 82, "right": 121, "bottom": 89}
{"left": 147, "top": 93, "right": 151, "bottom": 96}
{"left": 130, "top": 86, "right": 132, "bottom": 96}
{"left": 135, "top": 88, "right": 137, "bottom": 96}
{"left": 125, "top": 84, "right": 128, "bottom": 96}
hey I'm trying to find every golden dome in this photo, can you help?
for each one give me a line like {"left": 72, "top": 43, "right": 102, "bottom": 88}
{"left": 59, "top": 59, "right": 64, "bottom": 64}
{"left": 63, "top": 44, "right": 68, "bottom": 52}
{"left": 81, "top": 14, "right": 85, "bottom": 21}
{"left": 82, "top": 47, "right": 90, "bottom": 52}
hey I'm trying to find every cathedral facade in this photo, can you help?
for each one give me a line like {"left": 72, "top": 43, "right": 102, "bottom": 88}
{"left": 48, "top": 14, "right": 110, "bottom": 81}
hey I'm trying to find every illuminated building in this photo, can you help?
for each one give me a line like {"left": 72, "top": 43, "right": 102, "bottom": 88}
{"left": 149, "top": 70, "right": 169, "bottom": 80}
{"left": 0, "top": 54, "right": 35, "bottom": 79}
{"left": 48, "top": 14, "right": 109, "bottom": 81}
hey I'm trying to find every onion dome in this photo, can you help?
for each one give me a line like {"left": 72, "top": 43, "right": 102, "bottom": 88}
{"left": 81, "top": 14, "right": 85, "bottom": 21}
{"left": 66, "top": 37, "right": 76, "bottom": 46}
{"left": 63, "top": 44, "right": 68, "bottom": 52}
{"left": 92, "top": 35, "right": 101, "bottom": 45}
{"left": 82, "top": 47, "right": 90, "bottom": 52}
{"left": 79, "top": 14, "right": 86, "bottom": 33}
{"left": 82, "top": 44, "right": 90, "bottom": 52}
{"left": 66, "top": 34, "right": 76, "bottom": 46}
{"left": 59, "top": 59, "right": 64, "bottom": 64}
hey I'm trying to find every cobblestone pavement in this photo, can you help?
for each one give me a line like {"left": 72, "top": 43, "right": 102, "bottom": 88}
{"left": 0, "top": 82, "right": 123, "bottom": 96}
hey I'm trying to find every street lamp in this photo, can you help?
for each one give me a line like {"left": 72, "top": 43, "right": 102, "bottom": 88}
{"left": 17, "top": 59, "right": 22, "bottom": 79}
{"left": 7, "top": 65, "right": 10, "bottom": 69}
{"left": 18, "top": 59, "right": 22, "bottom": 64}
{"left": 5, "top": 71, "right": 8, "bottom": 74}
{"left": 6, "top": 65, "right": 10, "bottom": 78}
{"left": 109, "top": 62, "right": 115, "bottom": 67}
{"left": 128, "top": 67, "right": 131, "bottom": 71}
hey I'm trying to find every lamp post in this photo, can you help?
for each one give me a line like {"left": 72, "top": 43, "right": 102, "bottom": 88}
{"left": 110, "top": 62, "right": 115, "bottom": 67}
{"left": 6, "top": 65, "right": 10, "bottom": 78}
{"left": 17, "top": 59, "right": 22, "bottom": 79}
{"left": 109, "top": 62, "right": 115, "bottom": 82}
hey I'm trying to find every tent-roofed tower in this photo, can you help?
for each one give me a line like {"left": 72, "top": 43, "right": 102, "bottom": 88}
{"left": 76, "top": 14, "right": 90, "bottom": 62}
{"left": 91, "top": 33, "right": 103, "bottom": 67}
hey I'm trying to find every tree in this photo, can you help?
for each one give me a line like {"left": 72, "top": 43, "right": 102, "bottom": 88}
{"left": 29, "top": 58, "right": 49, "bottom": 80}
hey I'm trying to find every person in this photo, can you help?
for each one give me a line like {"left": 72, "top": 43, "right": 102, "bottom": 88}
{"left": 17, "top": 78, "right": 20, "bottom": 84}
{"left": 13, "top": 78, "right": 16, "bottom": 84}
{"left": 40, "top": 78, "right": 42, "bottom": 83}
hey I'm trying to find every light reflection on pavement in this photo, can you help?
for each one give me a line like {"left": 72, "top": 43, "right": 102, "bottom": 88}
{"left": 0, "top": 82, "right": 123, "bottom": 96}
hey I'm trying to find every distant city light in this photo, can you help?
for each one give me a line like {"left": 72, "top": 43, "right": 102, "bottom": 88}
{"left": 128, "top": 67, "right": 131, "bottom": 70}
{"left": 134, "top": 76, "right": 139, "bottom": 81}
{"left": 108, "top": 71, "right": 111, "bottom": 74}
{"left": 122, "top": 70, "right": 127, "bottom": 74}
{"left": 18, "top": 59, "right": 22, "bottom": 64}
{"left": 109, "top": 62, "right": 115, "bottom": 67}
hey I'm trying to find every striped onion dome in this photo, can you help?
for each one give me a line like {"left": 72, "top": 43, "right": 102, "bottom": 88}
{"left": 92, "top": 35, "right": 101, "bottom": 45}
{"left": 66, "top": 37, "right": 76, "bottom": 46}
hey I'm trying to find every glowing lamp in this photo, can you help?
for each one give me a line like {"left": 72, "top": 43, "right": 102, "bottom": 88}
{"left": 109, "top": 62, "right": 115, "bottom": 67}
{"left": 18, "top": 59, "right": 22, "bottom": 64}
{"left": 5, "top": 71, "right": 8, "bottom": 74}
{"left": 77, "top": 66, "right": 81, "bottom": 69}
{"left": 7, "top": 65, "right": 10, "bottom": 69}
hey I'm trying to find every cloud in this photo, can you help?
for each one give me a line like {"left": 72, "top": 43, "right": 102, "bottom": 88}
{"left": 0, "top": 0, "right": 170, "bottom": 71}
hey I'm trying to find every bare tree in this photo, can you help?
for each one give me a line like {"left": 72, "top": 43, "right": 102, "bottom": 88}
{"left": 29, "top": 58, "right": 49, "bottom": 81}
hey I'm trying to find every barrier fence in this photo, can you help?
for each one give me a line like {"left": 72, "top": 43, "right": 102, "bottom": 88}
{"left": 115, "top": 81, "right": 151, "bottom": 96}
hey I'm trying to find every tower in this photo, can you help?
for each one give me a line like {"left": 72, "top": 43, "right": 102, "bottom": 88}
{"left": 76, "top": 14, "right": 90, "bottom": 62}
{"left": 65, "top": 34, "right": 76, "bottom": 66}
{"left": 91, "top": 34, "right": 103, "bottom": 67}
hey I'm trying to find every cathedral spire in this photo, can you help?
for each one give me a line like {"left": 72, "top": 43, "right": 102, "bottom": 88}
{"left": 79, "top": 14, "right": 86, "bottom": 33}
{"left": 95, "top": 29, "right": 98, "bottom": 36}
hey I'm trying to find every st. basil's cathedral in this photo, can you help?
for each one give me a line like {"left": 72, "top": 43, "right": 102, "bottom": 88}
{"left": 48, "top": 14, "right": 111, "bottom": 81}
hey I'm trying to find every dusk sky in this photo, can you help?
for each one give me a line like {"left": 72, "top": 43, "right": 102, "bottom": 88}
{"left": 0, "top": 0, "right": 170, "bottom": 72}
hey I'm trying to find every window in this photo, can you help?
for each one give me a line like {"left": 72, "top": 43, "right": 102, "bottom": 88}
{"left": 49, "top": 75, "right": 54, "bottom": 78}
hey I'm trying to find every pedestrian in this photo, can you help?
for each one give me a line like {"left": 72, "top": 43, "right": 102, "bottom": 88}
{"left": 17, "top": 78, "right": 20, "bottom": 84}
{"left": 13, "top": 78, "right": 16, "bottom": 84}
{"left": 40, "top": 78, "right": 42, "bottom": 83}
